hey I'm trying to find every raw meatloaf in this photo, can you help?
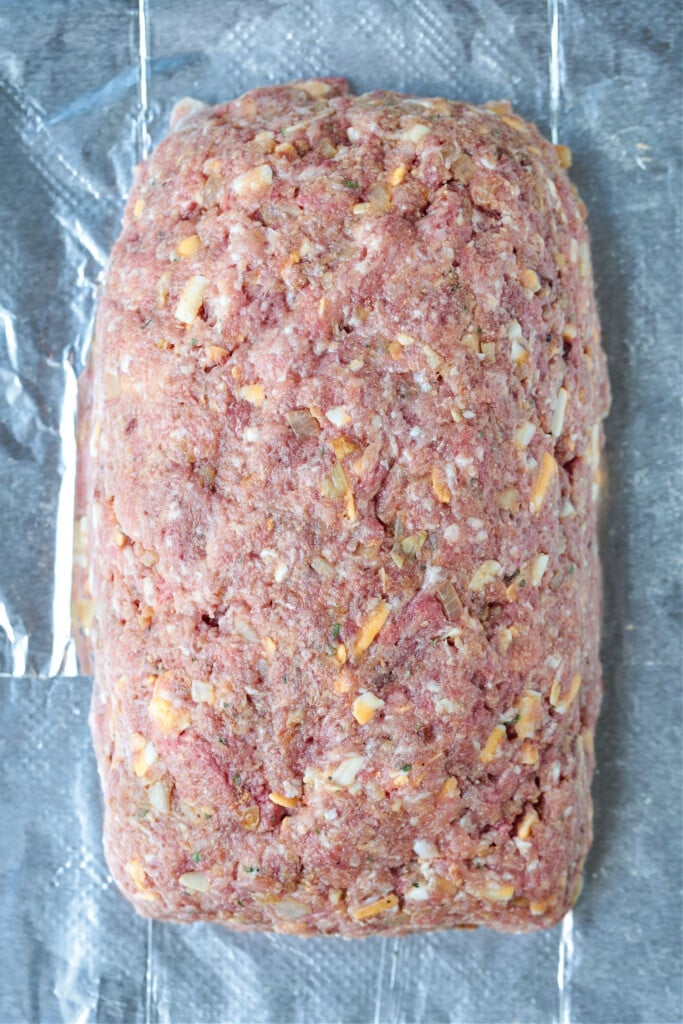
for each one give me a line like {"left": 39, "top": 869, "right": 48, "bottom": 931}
{"left": 75, "top": 78, "right": 609, "bottom": 936}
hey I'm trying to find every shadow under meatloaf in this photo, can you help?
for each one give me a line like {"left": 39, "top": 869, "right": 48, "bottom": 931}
{"left": 73, "top": 77, "right": 609, "bottom": 936}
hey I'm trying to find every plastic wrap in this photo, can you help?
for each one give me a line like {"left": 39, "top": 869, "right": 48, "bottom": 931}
{"left": 0, "top": 1, "right": 681, "bottom": 1020}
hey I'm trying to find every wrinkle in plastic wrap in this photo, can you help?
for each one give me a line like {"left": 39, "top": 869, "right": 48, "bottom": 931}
{"left": 1, "top": 1, "right": 681, "bottom": 1021}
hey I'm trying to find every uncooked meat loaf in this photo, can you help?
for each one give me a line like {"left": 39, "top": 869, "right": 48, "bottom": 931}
{"left": 75, "top": 79, "right": 610, "bottom": 935}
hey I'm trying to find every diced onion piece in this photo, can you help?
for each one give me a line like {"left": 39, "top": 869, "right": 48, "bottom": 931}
{"left": 480, "top": 724, "right": 506, "bottom": 764}
{"left": 400, "top": 531, "right": 428, "bottom": 557}
{"left": 530, "top": 895, "right": 556, "bottom": 915}
{"left": 396, "top": 332, "right": 415, "bottom": 346}
{"left": 520, "top": 741, "right": 539, "bottom": 765}
{"left": 175, "top": 275, "right": 208, "bottom": 324}
{"left": 321, "top": 459, "right": 348, "bottom": 499}
{"left": 298, "top": 80, "right": 331, "bottom": 98}
{"left": 310, "top": 555, "right": 334, "bottom": 577}
{"left": 423, "top": 345, "right": 443, "bottom": 371}
{"left": 403, "top": 123, "right": 430, "bottom": 143}
{"left": 516, "top": 691, "right": 543, "bottom": 739}
{"left": 179, "top": 871, "right": 210, "bottom": 893}
{"left": 530, "top": 452, "right": 558, "bottom": 512}
{"left": 551, "top": 387, "right": 569, "bottom": 437}
{"left": 468, "top": 560, "right": 502, "bottom": 593}
{"left": 130, "top": 731, "right": 146, "bottom": 753}
{"left": 550, "top": 673, "right": 581, "bottom": 714}
{"left": 331, "top": 435, "right": 358, "bottom": 460}
{"left": 331, "top": 754, "right": 365, "bottom": 787}
{"left": 326, "top": 405, "right": 352, "bottom": 428}
{"left": 273, "top": 897, "right": 308, "bottom": 920}
{"left": 207, "top": 345, "right": 229, "bottom": 365}
{"left": 436, "top": 580, "right": 462, "bottom": 621}
{"left": 514, "top": 421, "right": 536, "bottom": 448}
{"left": 517, "top": 806, "right": 540, "bottom": 840}
{"left": 149, "top": 680, "right": 191, "bottom": 735}
{"left": 468, "top": 881, "right": 515, "bottom": 902}
{"left": 286, "top": 409, "right": 319, "bottom": 439}
{"left": 148, "top": 779, "right": 171, "bottom": 814}
{"left": 520, "top": 267, "right": 540, "bottom": 292}
{"left": 497, "top": 487, "right": 520, "bottom": 510}
{"left": 126, "top": 859, "right": 147, "bottom": 888}
{"left": 191, "top": 679, "right": 214, "bottom": 704}
{"left": 405, "top": 885, "right": 429, "bottom": 902}
{"left": 133, "top": 740, "right": 158, "bottom": 777}
{"left": 413, "top": 839, "right": 438, "bottom": 859}
{"left": 431, "top": 466, "right": 452, "bottom": 503}
{"left": 234, "top": 617, "right": 258, "bottom": 643}
{"left": 529, "top": 553, "right": 549, "bottom": 587}
{"left": 233, "top": 164, "right": 273, "bottom": 195}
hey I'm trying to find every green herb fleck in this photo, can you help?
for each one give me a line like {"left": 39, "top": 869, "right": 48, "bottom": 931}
{"left": 232, "top": 773, "right": 241, "bottom": 786}
{"left": 510, "top": 713, "right": 521, "bottom": 725}
{"left": 400, "top": 763, "right": 412, "bottom": 773}
{"left": 244, "top": 865, "right": 258, "bottom": 874}
{"left": 341, "top": 178, "right": 359, "bottom": 189}
{"left": 518, "top": 578, "right": 526, "bottom": 588}
{"left": 218, "top": 737, "right": 227, "bottom": 746}
{"left": 190, "top": 337, "right": 199, "bottom": 347}
{"left": 203, "top": 813, "right": 212, "bottom": 820}
{"left": 568, "top": 564, "right": 575, "bottom": 574}
{"left": 191, "top": 852, "right": 201, "bottom": 863}
{"left": 332, "top": 622, "right": 340, "bottom": 640}
{"left": 237, "top": 899, "right": 244, "bottom": 907}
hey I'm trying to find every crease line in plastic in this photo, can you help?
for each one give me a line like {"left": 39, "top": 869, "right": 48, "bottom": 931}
{"left": 0, "top": 603, "right": 28, "bottom": 676}
{"left": 547, "top": 0, "right": 563, "bottom": 143}
{"left": 547, "top": 5, "right": 574, "bottom": 1019}
{"left": 373, "top": 937, "right": 387, "bottom": 1024}
{"left": 145, "top": 918, "right": 154, "bottom": 1024}
{"left": 48, "top": 357, "right": 79, "bottom": 677}
{"left": 557, "top": 910, "right": 574, "bottom": 1024}
{"left": 138, "top": 0, "right": 152, "bottom": 160}
{"left": 0, "top": 308, "right": 19, "bottom": 374}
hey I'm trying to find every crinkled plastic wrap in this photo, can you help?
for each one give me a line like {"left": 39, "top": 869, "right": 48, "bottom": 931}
{"left": 0, "top": 1, "right": 681, "bottom": 1021}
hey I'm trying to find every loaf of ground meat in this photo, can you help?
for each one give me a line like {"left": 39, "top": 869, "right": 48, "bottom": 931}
{"left": 74, "top": 78, "right": 609, "bottom": 935}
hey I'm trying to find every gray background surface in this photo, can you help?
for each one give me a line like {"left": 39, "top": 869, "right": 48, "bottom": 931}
{"left": 0, "top": 1, "right": 681, "bottom": 1021}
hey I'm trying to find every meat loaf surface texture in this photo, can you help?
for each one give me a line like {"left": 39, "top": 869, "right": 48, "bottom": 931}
{"left": 76, "top": 79, "right": 610, "bottom": 936}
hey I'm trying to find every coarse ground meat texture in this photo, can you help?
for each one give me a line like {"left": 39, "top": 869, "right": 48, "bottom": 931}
{"left": 74, "top": 78, "right": 610, "bottom": 936}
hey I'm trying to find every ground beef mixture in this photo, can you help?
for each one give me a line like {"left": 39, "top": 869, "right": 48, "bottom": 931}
{"left": 75, "top": 79, "right": 610, "bottom": 935}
